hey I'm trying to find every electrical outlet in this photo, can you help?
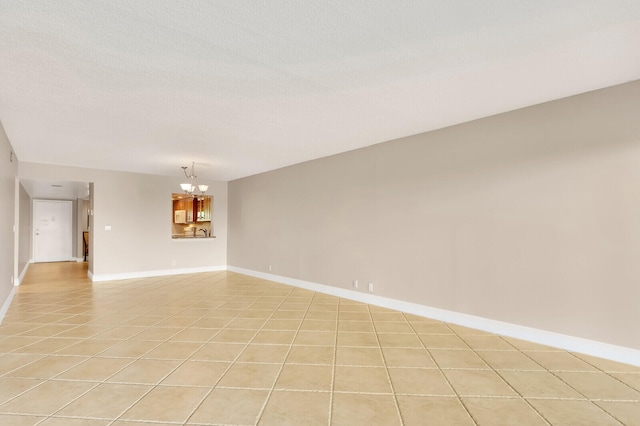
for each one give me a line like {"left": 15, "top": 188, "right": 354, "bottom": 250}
{"left": 353, "top": 280, "right": 358, "bottom": 289}
{"left": 171, "top": 259, "right": 176, "bottom": 266}
{"left": 368, "top": 282, "right": 374, "bottom": 292}
{"left": 269, "top": 265, "right": 272, "bottom": 272}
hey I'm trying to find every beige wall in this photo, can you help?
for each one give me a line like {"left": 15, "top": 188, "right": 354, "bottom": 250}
{"left": 0, "top": 120, "right": 18, "bottom": 312}
{"left": 229, "top": 80, "right": 640, "bottom": 350}
{"left": 18, "top": 183, "right": 31, "bottom": 277}
{"left": 19, "top": 163, "right": 228, "bottom": 279}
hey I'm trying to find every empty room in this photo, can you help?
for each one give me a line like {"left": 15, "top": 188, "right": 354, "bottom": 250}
{"left": 1, "top": 1, "right": 639, "bottom": 425}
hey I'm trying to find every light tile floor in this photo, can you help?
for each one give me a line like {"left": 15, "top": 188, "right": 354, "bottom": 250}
{"left": 1, "top": 262, "right": 639, "bottom": 425}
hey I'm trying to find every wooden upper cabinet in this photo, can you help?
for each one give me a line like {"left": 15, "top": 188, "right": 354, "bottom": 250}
{"left": 196, "top": 196, "right": 212, "bottom": 222}
{"left": 172, "top": 194, "right": 212, "bottom": 223}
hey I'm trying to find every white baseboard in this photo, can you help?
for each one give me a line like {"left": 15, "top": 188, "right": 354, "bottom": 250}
{"left": 91, "top": 265, "right": 228, "bottom": 282}
{"left": 16, "top": 261, "right": 31, "bottom": 286}
{"left": 228, "top": 266, "right": 640, "bottom": 367}
{"left": 0, "top": 287, "right": 16, "bottom": 324}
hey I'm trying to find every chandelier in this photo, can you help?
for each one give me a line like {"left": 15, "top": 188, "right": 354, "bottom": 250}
{"left": 180, "top": 162, "right": 208, "bottom": 195}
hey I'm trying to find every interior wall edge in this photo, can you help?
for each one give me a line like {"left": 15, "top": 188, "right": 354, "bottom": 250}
{"left": 16, "top": 261, "right": 30, "bottom": 286}
{"left": 0, "top": 118, "right": 18, "bottom": 318}
{"left": 0, "top": 287, "right": 15, "bottom": 325}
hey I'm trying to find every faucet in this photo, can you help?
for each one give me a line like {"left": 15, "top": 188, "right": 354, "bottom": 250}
{"left": 199, "top": 228, "right": 208, "bottom": 237}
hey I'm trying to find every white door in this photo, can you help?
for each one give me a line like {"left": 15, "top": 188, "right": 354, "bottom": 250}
{"left": 34, "top": 200, "right": 73, "bottom": 262}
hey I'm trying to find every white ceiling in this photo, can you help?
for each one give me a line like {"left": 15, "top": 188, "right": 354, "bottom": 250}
{"left": 1, "top": 1, "right": 639, "bottom": 182}
{"left": 20, "top": 179, "right": 89, "bottom": 200}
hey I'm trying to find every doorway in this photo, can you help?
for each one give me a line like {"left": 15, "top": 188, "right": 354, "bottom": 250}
{"left": 33, "top": 200, "right": 73, "bottom": 262}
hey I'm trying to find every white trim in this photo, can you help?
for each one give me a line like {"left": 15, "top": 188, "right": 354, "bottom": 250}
{"left": 87, "top": 269, "right": 93, "bottom": 281}
{"left": 91, "top": 265, "right": 228, "bottom": 282}
{"left": 16, "top": 260, "right": 31, "bottom": 286}
{"left": 228, "top": 266, "right": 640, "bottom": 367}
{"left": 0, "top": 287, "right": 16, "bottom": 324}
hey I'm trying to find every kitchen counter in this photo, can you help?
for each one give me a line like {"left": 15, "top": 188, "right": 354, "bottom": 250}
{"left": 171, "top": 235, "right": 216, "bottom": 240}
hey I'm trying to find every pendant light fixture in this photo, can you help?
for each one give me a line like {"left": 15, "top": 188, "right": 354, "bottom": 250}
{"left": 180, "top": 162, "right": 208, "bottom": 195}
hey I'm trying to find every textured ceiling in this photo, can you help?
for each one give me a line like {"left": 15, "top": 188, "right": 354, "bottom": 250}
{"left": 20, "top": 179, "right": 89, "bottom": 200}
{"left": 1, "top": 1, "right": 639, "bottom": 181}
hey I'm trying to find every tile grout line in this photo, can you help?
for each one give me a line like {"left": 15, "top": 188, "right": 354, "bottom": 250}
{"left": 327, "top": 297, "right": 341, "bottom": 426}
{"left": 515, "top": 348, "right": 628, "bottom": 425}
{"left": 458, "top": 331, "right": 553, "bottom": 425}
{"left": 369, "top": 304, "right": 405, "bottom": 426}
{"left": 252, "top": 289, "right": 318, "bottom": 425}
{"left": 508, "top": 337, "right": 633, "bottom": 424}
{"left": 182, "top": 282, "right": 302, "bottom": 425}
{"left": 8, "top": 274, "right": 170, "bottom": 423}
{"left": 178, "top": 281, "right": 285, "bottom": 424}
{"left": 45, "top": 325, "right": 201, "bottom": 423}
{"left": 44, "top": 275, "right": 241, "bottom": 424}
{"left": 405, "top": 315, "right": 479, "bottom": 426}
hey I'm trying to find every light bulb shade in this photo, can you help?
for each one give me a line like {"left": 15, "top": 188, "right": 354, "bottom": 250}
{"left": 198, "top": 184, "right": 209, "bottom": 193}
{"left": 180, "top": 183, "right": 194, "bottom": 193}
